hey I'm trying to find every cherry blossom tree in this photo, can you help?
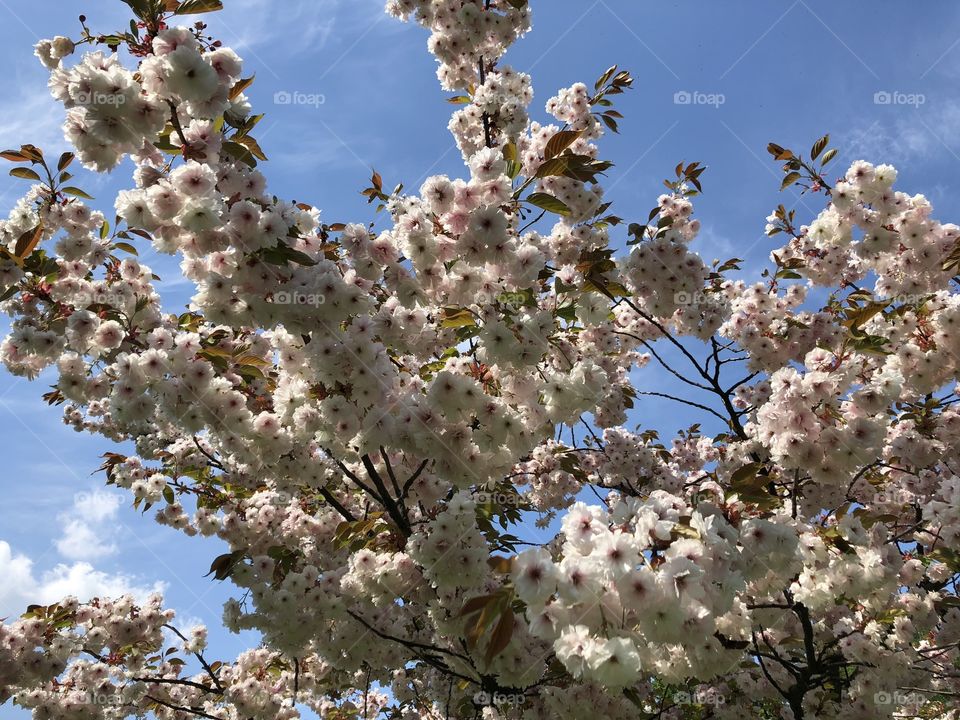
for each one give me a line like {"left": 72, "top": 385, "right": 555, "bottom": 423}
{"left": 1, "top": 0, "right": 959, "bottom": 718}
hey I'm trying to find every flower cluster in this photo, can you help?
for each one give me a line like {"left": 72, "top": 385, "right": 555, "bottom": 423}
{"left": 0, "top": 2, "right": 957, "bottom": 720}
{"left": 513, "top": 494, "right": 797, "bottom": 687}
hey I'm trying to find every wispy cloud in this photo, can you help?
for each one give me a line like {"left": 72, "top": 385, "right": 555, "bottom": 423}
{"left": 214, "top": 0, "right": 347, "bottom": 55}
{"left": 844, "top": 101, "right": 960, "bottom": 166}
{"left": 692, "top": 223, "right": 769, "bottom": 282}
{"left": 0, "top": 84, "right": 64, "bottom": 153}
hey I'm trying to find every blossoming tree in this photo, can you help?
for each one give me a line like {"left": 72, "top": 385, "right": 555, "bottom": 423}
{"left": 0, "top": 0, "right": 958, "bottom": 718}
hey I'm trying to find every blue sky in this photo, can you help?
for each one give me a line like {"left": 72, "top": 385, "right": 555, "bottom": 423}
{"left": 0, "top": 1, "right": 958, "bottom": 716}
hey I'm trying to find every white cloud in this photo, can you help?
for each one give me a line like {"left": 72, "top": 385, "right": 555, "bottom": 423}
{"left": 56, "top": 518, "right": 116, "bottom": 561}
{"left": 845, "top": 101, "right": 960, "bottom": 166}
{"left": 694, "top": 223, "right": 739, "bottom": 262}
{"left": 72, "top": 488, "right": 122, "bottom": 523}
{"left": 0, "top": 540, "right": 165, "bottom": 620}
{"left": 54, "top": 488, "right": 123, "bottom": 561}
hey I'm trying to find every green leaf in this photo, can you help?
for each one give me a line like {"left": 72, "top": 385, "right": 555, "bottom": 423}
{"left": 672, "top": 523, "right": 701, "bottom": 540}
{"left": 595, "top": 65, "right": 617, "bottom": 92}
{"left": 539, "top": 154, "right": 613, "bottom": 183}
{"left": 810, "top": 134, "right": 830, "bottom": 160}
{"left": 18, "top": 145, "right": 43, "bottom": 162}
{"left": 261, "top": 243, "right": 317, "bottom": 267}
{"left": 821, "top": 148, "right": 839, "bottom": 166}
{"left": 233, "top": 134, "right": 267, "bottom": 161}
{"left": 0, "top": 149, "right": 29, "bottom": 162}
{"left": 730, "top": 462, "right": 761, "bottom": 485}
{"left": 929, "top": 547, "right": 960, "bottom": 572}
{"left": 526, "top": 192, "right": 571, "bottom": 216}
{"left": 572, "top": 161, "right": 613, "bottom": 183}
{"left": 503, "top": 142, "right": 521, "bottom": 179}
{"left": 229, "top": 75, "right": 255, "bottom": 101}
{"left": 14, "top": 224, "right": 43, "bottom": 259}
{"left": 843, "top": 301, "right": 888, "bottom": 331}
{"left": 120, "top": 0, "right": 152, "bottom": 18}
{"left": 544, "top": 130, "right": 581, "bottom": 159}
{"left": 154, "top": 134, "right": 181, "bottom": 155}
{"left": 440, "top": 307, "right": 475, "bottom": 329}
{"left": 767, "top": 142, "right": 793, "bottom": 160}
{"left": 487, "top": 556, "right": 513, "bottom": 574}
{"left": 57, "top": 152, "right": 74, "bottom": 172}
{"left": 175, "top": 0, "right": 223, "bottom": 14}
{"left": 235, "top": 355, "right": 270, "bottom": 368}
{"left": 851, "top": 334, "right": 890, "bottom": 356}
{"left": 776, "top": 269, "right": 802, "bottom": 279}
{"left": 716, "top": 257, "right": 742, "bottom": 273}
{"left": 9, "top": 167, "right": 40, "bottom": 182}
{"left": 780, "top": 172, "right": 801, "bottom": 191}
{"left": 600, "top": 114, "right": 620, "bottom": 133}
{"left": 206, "top": 550, "right": 245, "bottom": 581}
{"left": 61, "top": 186, "right": 94, "bottom": 199}
{"left": 223, "top": 141, "right": 257, "bottom": 167}
{"left": 459, "top": 593, "right": 497, "bottom": 618}
{"left": 535, "top": 156, "right": 569, "bottom": 178}
{"left": 112, "top": 241, "right": 139, "bottom": 256}
{"left": 485, "top": 610, "right": 514, "bottom": 665}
